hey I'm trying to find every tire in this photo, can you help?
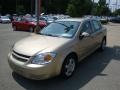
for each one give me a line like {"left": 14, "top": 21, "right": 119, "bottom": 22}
{"left": 61, "top": 55, "right": 77, "bottom": 79}
{"left": 99, "top": 38, "right": 106, "bottom": 51}
{"left": 13, "top": 26, "right": 17, "bottom": 31}
{"left": 29, "top": 27, "right": 34, "bottom": 32}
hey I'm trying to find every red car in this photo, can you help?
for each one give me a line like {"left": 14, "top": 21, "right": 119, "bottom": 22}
{"left": 12, "top": 17, "right": 47, "bottom": 32}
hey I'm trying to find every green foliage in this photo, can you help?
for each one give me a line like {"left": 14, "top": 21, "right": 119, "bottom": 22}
{"left": 0, "top": 5, "right": 2, "bottom": 12}
{"left": 66, "top": 4, "right": 77, "bottom": 17}
{"left": 16, "top": 5, "right": 25, "bottom": 15}
{"left": 113, "top": 9, "right": 120, "bottom": 16}
{"left": 42, "top": 0, "right": 69, "bottom": 14}
{"left": 0, "top": 0, "right": 112, "bottom": 16}
{"left": 91, "top": 0, "right": 111, "bottom": 16}
{"left": 66, "top": 0, "right": 92, "bottom": 17}
{"left": 91, "top": 3, "right": 98, "bottom": 15}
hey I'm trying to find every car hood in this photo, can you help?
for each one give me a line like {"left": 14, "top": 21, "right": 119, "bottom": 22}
{"left": 13, "top": 35, "right": 71, "bottom": 56}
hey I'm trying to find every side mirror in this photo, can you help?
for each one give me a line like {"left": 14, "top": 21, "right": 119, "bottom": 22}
{"left": 79, "top": 32, "right": 90, "bottom": 39}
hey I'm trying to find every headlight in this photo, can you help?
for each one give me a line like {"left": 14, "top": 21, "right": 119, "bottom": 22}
{"left": 30, "top": 52, "right": 56, "bottom": 65}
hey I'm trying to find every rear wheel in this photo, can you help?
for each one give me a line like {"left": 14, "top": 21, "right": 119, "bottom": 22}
{"left": 61, "top": 55, "right": 77, "bottom": 78}
{"left": 100, "top": 38, "right": 106, "bottom": 51}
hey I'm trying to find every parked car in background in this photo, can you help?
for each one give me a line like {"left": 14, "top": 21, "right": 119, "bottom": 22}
{"left": 8, "top": 18, "right": 107, "bottom": 80}
{"left": 12, "top": 14, "right": 18, "bottom": 21}
{"left": 41, "top": 14, "right": 70, "bottom": 24}
{"left": 12, "top": 17, "right": 47, "bottom": 32}
{"left": 47, "top": 17, "right": 55, "bottom": 24}
{"left": 95, "top": 16, "right": 108, "bottom": 24}
{"left": 84, "top": 16, "right": 108, "bottom": 24}
{"left": 99, "top": 18, "right": 108, "bottom": 24}
{"left": 110, "top": 17, "right": 120, "bottom": 23}
{"left": 0, "top": 16, "right": 11, "bottom": 23}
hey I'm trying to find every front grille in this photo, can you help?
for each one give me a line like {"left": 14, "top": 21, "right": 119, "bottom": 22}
{"left": 12, "top": 54, "right": 28, "bottom": 62}
{"left": 13, "top": 50, "right": 30, "bottom": 58}
{"left": 12, "top": 50, "right": 31, "bottom": 62}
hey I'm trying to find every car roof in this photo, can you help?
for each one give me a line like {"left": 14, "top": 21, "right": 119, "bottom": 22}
{"left": 56, "top": 18, "right": 94, "bottom": 22}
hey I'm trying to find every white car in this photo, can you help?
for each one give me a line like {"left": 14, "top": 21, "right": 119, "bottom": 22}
{"left": 0, "top": 16, "right": 11, "bottom": 23}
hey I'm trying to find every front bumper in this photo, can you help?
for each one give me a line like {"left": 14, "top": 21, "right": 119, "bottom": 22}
{"left": 8, "top": 53, "right": 57, "bottom": 80}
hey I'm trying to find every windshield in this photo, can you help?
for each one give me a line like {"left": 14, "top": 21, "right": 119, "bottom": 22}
{"left": 17, "top": 17, "right": 35, "bottom": 22}
{"left": 39, "top": 21, "right": 80, "bottom": 38}
{"left": 25, "top": 18, "right": 35, "bottom": 22}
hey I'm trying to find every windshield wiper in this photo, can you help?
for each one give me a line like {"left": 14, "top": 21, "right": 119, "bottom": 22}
{"left": 52, "top": 22, "right": 74, "bottom": 33}
{"left": 52, "top": 22, "right": 69, "bottom": 28}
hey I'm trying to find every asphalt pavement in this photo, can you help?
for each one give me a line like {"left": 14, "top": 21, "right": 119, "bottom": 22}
{"left": 0, "top": 23, "right": 120, "bottom": 90}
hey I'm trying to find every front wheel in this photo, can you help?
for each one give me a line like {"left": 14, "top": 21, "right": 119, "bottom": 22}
{"left": 13, "top": 26, "right": 17, "bottom": 31}
{"left": 29, "top": 27, "right": 34, "bottom": 32}
{"left": 61, "top": 55, "right": 77, "bottom": 78}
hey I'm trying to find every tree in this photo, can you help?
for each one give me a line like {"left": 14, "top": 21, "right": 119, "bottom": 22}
{"left": 42, "top": 0, "right": 69, "bottom": 14}
{"left": 66, "top": 0, "right": 92, "bottom": 17}
{"left": 0, "top": 5, "right": 2, "bottom": 13}
{"left": 16, "top": 5, "right": 25, "bottom": 15}
{"left": 97, "top": 0, "right": 111, "bottom": 16}
{"left": 66, "top": 4, "right": 77, "bottom": 17}
{"left": 91, "top": 0, "right": 111, "bottom": 16}
{"left": 91, "top": 3, "right": 98, "bottom": 15}
{"left": 113, "top": 9, "right": 120, "bottom": 16}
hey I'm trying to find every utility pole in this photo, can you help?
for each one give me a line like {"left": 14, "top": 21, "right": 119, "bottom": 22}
{"left": 31, "top": 0, "right": 33, "bottom": 15}
{"left": 107, "top": 0, "right": 111, "bottom": 21}
{"left": 116, "top": 0, "right": 118, "bottom": 10}
{"left": 35, "top": 0, "right": 37, "bottom": 16}
{"left": 108, "top": 0, "right": 110, "bottom": 7}
{"left": 91, "top": 0, "right": 94, "bottom": 16}
{"left": 35, "top": 0, "right": 41, "bottom": 33}
{"left": 93, "top": 0, "right": 95, "bottom": 8}
{"left": 16, "top": 0, "right": 17, "bottom": 13}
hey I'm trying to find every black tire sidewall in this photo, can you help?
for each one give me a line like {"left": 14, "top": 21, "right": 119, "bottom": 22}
{"left": 29, "top": 27, "right": 34, "bottom": 32}
{"left": 100, "top": 39, "right": 106, "bottom": 51}
{"left": 13, "top": 26, "right": 16, "bottom": 31}
{"left": 61, "top": 55, "right": 77, "bottom": 78}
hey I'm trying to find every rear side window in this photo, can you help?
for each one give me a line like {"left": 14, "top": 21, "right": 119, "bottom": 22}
{"left": 80, "top": 21, "right": 93, "bottom": 34}
{"left": 92, "top": 20, "right": 102, "bottom": 32}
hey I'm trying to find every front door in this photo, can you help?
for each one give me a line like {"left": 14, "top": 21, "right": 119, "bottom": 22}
{"left": 76, "top": 21, "right": 95, "bottom": 60}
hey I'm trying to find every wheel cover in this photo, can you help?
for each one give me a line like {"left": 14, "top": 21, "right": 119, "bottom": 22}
{"left": 13, "top": 26, "right": 16, "bottom": 30}
{"left": 30, "top": 27, "right": 33, "bottom": 32}
{"left": 65, "top": 58, "right": 75, "bottom": 76}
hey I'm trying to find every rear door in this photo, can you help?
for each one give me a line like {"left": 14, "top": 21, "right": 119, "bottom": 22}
{"left": 91, "top": 20, "right": 103, "bottom": 48}
{"left": 16, "top": 18, "right": 25, "bottom": 30}
{"left": 22, "top": 19, "right": 30, "bottom": 30}
{"left": 15, "top": 18, "right": 22, "bottom": 30}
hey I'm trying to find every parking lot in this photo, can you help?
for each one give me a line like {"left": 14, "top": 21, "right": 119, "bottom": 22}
{"left": 0, "top": 23, "right": 120, "bottom": 90}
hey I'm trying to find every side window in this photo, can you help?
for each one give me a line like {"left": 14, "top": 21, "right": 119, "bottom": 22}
{"left": 17, "top": 18, "right": 22, "bottom": 21}
{"left": 81, "top": 21, "right": 92, "bottom": 34}
{"left": 92, "top": 20, "right": 102, "bottom": 32}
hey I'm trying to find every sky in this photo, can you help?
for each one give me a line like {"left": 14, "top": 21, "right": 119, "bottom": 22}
{"left": 94, "top": 0, "right": 120, "bottom": 11}
{"left": 94, "top": 0, "right": 120, "bottom": 5}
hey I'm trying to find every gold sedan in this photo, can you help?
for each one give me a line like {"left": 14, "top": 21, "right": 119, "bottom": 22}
{"left": 8, "top": 18, "right": 107, "bottom": 80}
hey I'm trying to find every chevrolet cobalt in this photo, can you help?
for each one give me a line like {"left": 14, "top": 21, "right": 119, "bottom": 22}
{"left": 8, "top": 18, "right": 107, "bottom": 80}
